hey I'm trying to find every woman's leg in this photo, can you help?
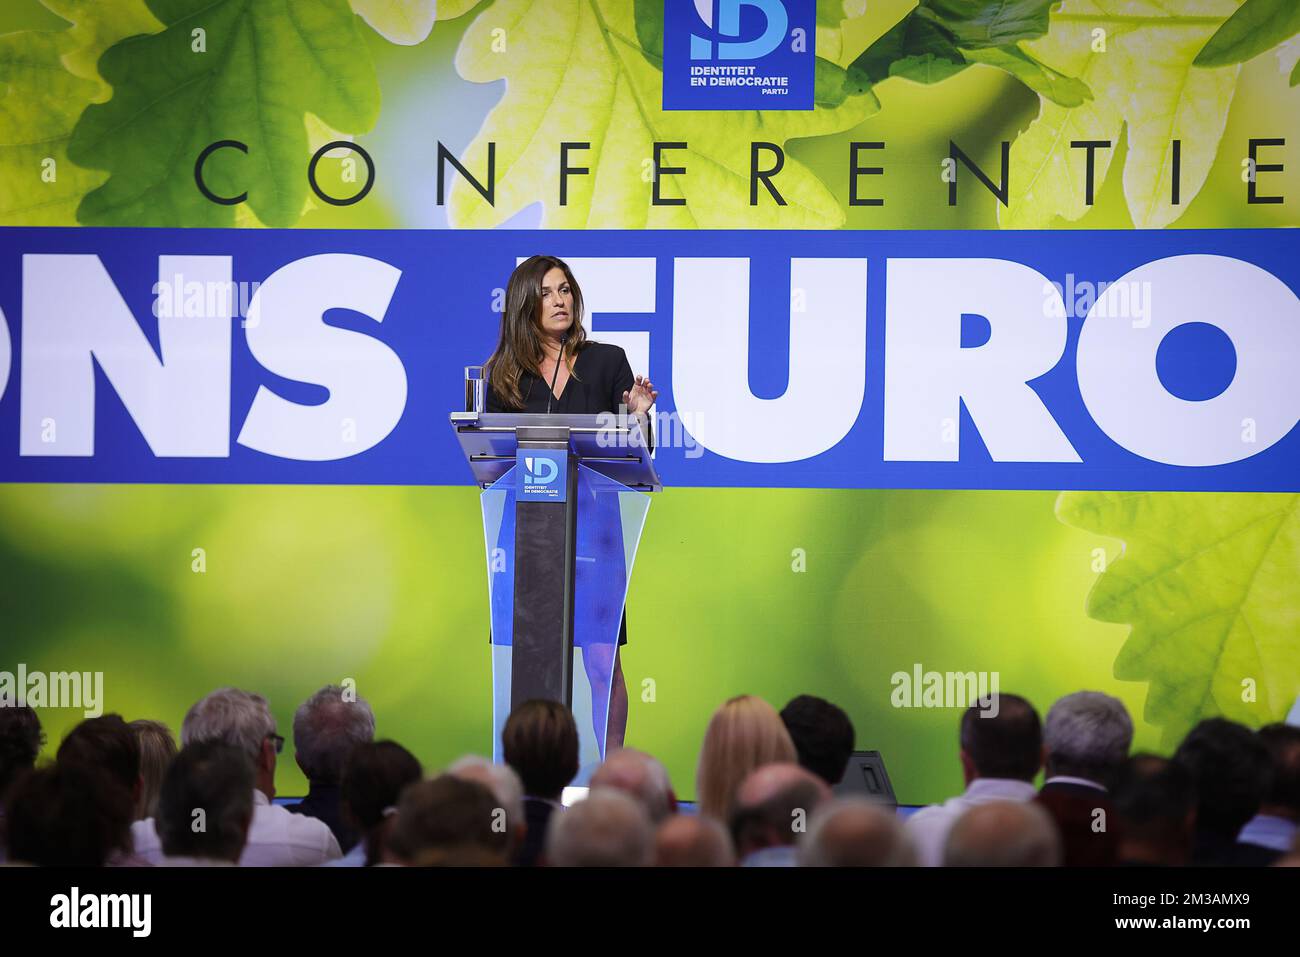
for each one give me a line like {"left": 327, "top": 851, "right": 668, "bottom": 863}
{"left": 582, "top": 644, "right": 628, "bottom": 755}
{"left": 607, "top": 650, "right": 628, "bottom": 751}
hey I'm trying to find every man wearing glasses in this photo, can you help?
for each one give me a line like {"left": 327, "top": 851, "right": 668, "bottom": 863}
{"left": 131, "top": 688, "right": 341, "bottom": 866}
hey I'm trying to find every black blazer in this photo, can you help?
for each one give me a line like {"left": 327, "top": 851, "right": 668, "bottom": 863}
{"left": 486, "top": 341, "right": 653, "bottom": 449}
{"left": 513, "top": 797, "right": 558, "bottom": 867}
{"left": 285, "top": 782, "right": 359, "bottom": 854}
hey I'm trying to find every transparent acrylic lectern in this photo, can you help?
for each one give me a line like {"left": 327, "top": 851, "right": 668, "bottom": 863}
{"left": 450, "top": 411, "right": 661, "bottom": 781}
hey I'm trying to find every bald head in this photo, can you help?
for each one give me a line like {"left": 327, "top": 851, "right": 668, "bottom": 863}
{"left": 944, "top": 800, "right": 1062, "bottom": 867}
{"left": 447, "top": 756, "right": 525, "bottom": 849}
{"left": 736, "top": 762, "right": 832, "bottom": 810}
{"left": 546, "top": 790, "right": 655, "bottom": 867}
{"left": 799, "top": 798, "right": 913, "bottom": 867}
{"left": 590, "top": 748, "right": 673, "bottom": 824}
{"left": 732, "top": 762, "right": 832, "bottom": 858}
{"left": 655, "top": 814, "right": 735, "bottom": 867}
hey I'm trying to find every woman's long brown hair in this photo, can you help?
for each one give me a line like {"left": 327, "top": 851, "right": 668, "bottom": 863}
{"left": 485, "top": 255, "right": 588, "bottom": 409}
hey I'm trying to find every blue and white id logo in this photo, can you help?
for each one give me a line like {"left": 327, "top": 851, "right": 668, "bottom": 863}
{"left": 517, "top": 450, "right": 568, "bottom": 502}
{"left": 663, "top": 0, "right": 815, "bottom": 111}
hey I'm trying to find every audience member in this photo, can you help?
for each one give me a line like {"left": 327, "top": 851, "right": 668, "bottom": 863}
{"left": 129, "top": 719, "right": 177, "bottom": 822}
{"left": 589, "top": 748, "right": 675, "bottom": 824}
{"left": 288, "top": 685, "right": 375, "bottom": 853}
{"left": 731, "top": 762, "right": 830, "bottom": 866}
{"left": 0, "top": 704, "right": 43, "bottom": 863}
{"left": 799, "top": 797, "right": 913, "bottom": 866}
{"left": 334, "top": 741, "right": 422, "bottom": 867}
{"left": 1036, "top": 691, "right": 1131, "bottom": 866}
{"left": 57, "top": 714, "right": 146, "bottom": 865}
{"left": 156, "top": 741, "right": 253, "bottom": 865}
{"left": 132, "top": 687, "right": 341, "bottom": 865}
{"left": 905, "top": 693, "right": 1043, "bottom": 866}
{"left": 654, "top": 814, "right": 735, "bottom": 867}
{"left": 1174, "top": 717, "right": 1276, "bottom": 866}
{"left": 696, "top": 695, "right": 797, "bottom": 822}
{"left": 780, "top": 694, "right": 856, "bottom": 786}
{"left": 7, "top": 682, "right": 1292, "bottom": 873}
{"left": 449, "top": 755, "right": 526, "bottom": 858}
{"left": 1041, "top": 691, "right": 1132, "bottom": 793}
{"left": 0, "top": 704, "right": 42, "bottom": 799}
{"left": 386, "top": 775, "right": 506, "bottom": 866}
{"left": 57, "top": 714, "right": 141, "bottom": 808}
{"left": 547, "top": 790, "right": 654, "bottom": 867}
{"left": 943, "top": 800, "right": 1062, "bottom": 867}
{"left": 1237, "top": 723, "right": 1300, "bottom": 855}
{"left": 502, "top": 700, "right": 579, "bottom": 866}
{"left": 1111, "top": 754, "right": 1195, "bottom": 866}
{"left": 5, "top": 763, "right": 132, "bottom": 866}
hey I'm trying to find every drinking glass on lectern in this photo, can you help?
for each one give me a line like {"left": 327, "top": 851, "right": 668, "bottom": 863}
{"left": 464, "top": 365, "right": 485, "bottom": 413}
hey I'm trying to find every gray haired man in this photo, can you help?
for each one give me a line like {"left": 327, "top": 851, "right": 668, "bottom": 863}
{"left": 1041, "top": 691, "right": 1133, "bottom": 795}
{"left": 1036, "top": 691, "right": 1132, "bottom": 866}
{"left": 132, "top": 687, "right": 341, "bottom": 866}
{"left": 288, "top": 685, "right": 376, "bottom": 852}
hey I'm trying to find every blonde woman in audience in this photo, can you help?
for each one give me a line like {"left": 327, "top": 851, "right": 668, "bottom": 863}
{"left": 695, "top": 695, "right": 797, "bottom": 821}
{"left": 128, "top": 719, "right": 177, "bottom": 822}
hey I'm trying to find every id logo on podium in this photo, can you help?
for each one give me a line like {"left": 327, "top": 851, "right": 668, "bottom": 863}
{"left": 518, "top": 450, "right": 568, "bottom": 502}
{"left": 663, "top": 0, "right": 815, "bottom": 111}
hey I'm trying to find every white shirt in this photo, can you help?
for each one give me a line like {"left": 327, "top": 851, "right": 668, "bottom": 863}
{"left": 1043, "top": 775, "right": 1106, "bottom": 791}
{"left": 904, "top": 777, "right": 1038, "bottom": 867}
{"left": 132, "top": 791, "right": 341, "bottom": 866}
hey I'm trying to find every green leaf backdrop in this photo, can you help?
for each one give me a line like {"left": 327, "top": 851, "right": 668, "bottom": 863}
{"left": 0, "top": 0, "right": 1297, "bottom": 802}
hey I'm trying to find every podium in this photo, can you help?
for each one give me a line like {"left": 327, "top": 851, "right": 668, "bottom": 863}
{"left": 450, "top": 411, "right": 661, "bottom": 776}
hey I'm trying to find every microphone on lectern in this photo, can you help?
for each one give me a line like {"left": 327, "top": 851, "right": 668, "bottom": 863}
{"left": 546, "top": 335, "right": 568, "bottom": 415}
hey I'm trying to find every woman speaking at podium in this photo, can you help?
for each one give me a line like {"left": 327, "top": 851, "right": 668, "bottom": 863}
{"left": 484, "top": 254, "right": 657, "bottom": 751}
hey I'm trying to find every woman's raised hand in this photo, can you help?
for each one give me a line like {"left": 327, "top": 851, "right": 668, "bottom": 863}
{"left": 622, "top": 375, "right": 658, "bottom": 416}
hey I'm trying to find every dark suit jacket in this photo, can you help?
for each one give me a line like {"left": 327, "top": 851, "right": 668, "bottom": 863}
{"left": 1191, "top": 830, "right": 1282, "bottom": 867}
{"left": 513, "top": 797, "right": 559, "bottom": 867}
{"left": 287, "top": 782, "right": 359, "bottom": 854}
{"left": 1037, "top": 783, "right": 1117, "bottom": 866}
{"left": 486, "top": 341, "right": 649, "bottom": 444}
